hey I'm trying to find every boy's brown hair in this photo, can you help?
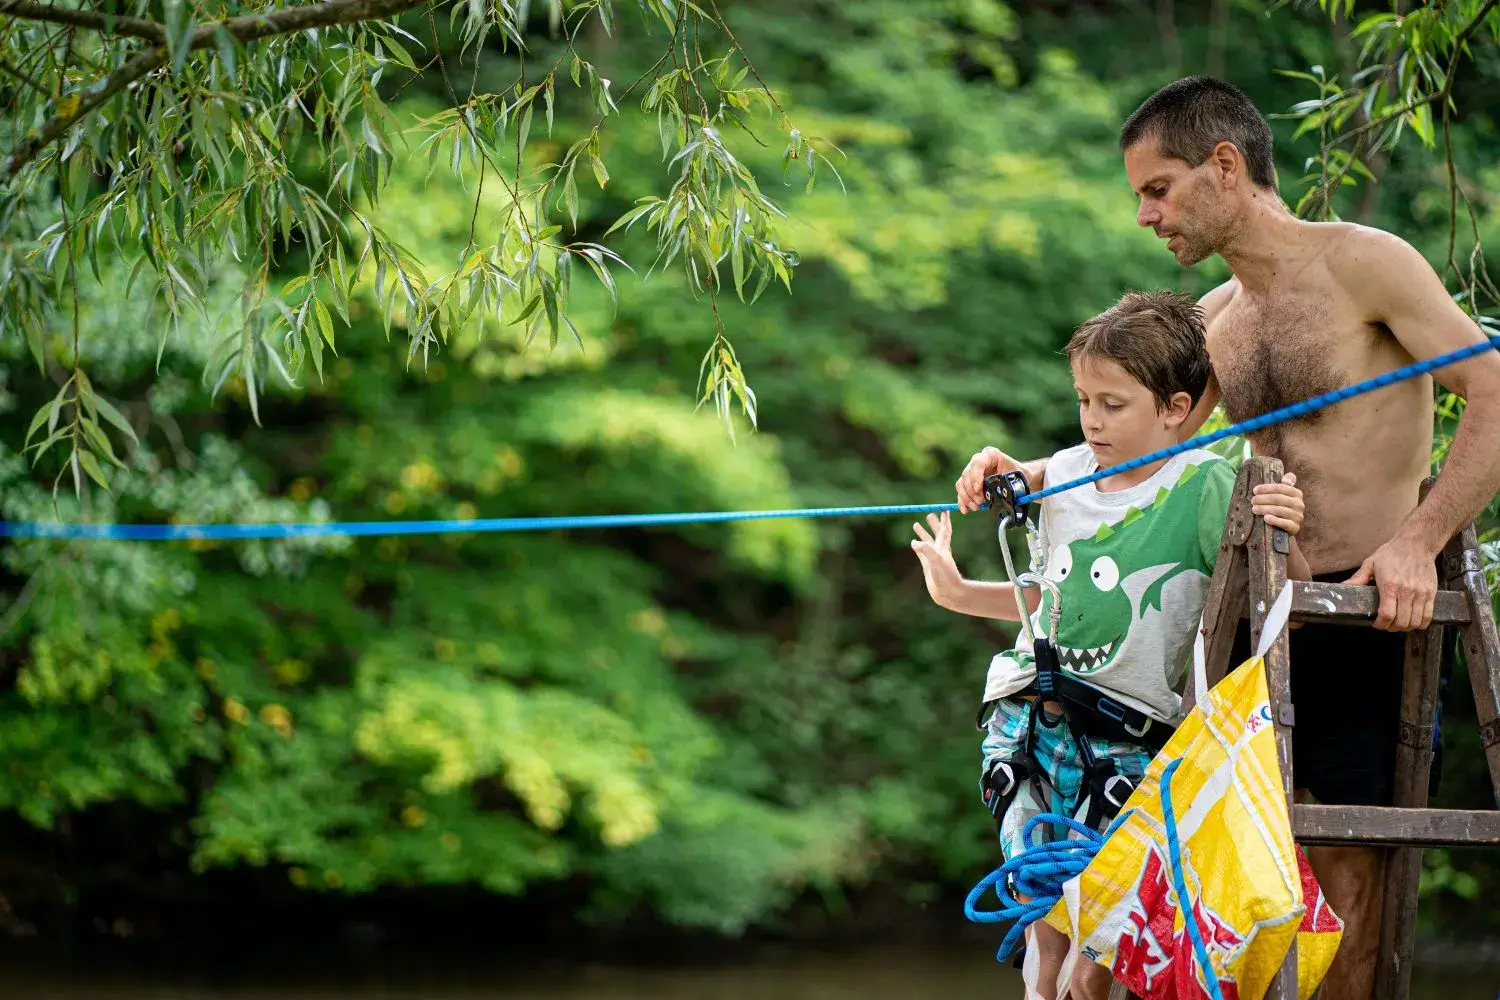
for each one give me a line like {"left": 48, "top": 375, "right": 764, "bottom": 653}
{"left": 1065, "top": 290, "right": 1212, "bottom": 410}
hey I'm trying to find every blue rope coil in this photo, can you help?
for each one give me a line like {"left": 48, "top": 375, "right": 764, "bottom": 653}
{"left": 963, "top": 757, "right": 1224, "bottom": 1000}
{"left": 963, "top": 812, "right": 1112, "bottom": 962}
{"left": 3, "top": 335, "right": 1496, "bottom": 541}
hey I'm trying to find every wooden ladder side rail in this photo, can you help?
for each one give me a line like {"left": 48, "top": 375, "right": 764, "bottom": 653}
{"left": 1109, "top": 456, "right": 1500, "bottom": 1000}
{"left": 1244, "top": 457, "right": 1301, "bottom": 1000}
{"left": 1195, "top": 458, "right": 1500, "bottom": 1000}
{"left": 1105, "top": 460, "right": 1289, "bottom": 1000}
{"left": 1374, "top": 478, "right": 1450, "bottom": 1000}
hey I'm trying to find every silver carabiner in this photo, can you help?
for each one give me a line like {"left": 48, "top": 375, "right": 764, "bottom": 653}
{"left": 997, "top": 514, "right": 1061, "bottom": 644}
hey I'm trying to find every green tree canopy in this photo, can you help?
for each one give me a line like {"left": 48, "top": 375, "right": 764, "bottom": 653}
{"left": 4, "top": 0, "right": 1500, "bottom": 945}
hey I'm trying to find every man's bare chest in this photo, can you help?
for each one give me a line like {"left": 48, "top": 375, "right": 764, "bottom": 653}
{"left": 1209, "top": 298, "right": 1352, "bottom": 426}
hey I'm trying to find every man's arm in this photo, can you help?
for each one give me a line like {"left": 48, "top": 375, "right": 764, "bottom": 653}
{"left": 1341, "top": 228, "right": 1500, "bottom": 628}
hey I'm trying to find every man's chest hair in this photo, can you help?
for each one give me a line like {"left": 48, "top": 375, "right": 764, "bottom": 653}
{"left": 1209, "top": 296, "right": 1349, "bottom": 427}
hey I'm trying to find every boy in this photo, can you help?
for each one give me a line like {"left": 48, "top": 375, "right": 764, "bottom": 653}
{"left": 911, "top": 291, "right": 1309, "bottom": 1000}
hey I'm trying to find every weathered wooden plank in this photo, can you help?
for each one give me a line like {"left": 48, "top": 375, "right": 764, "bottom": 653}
{"left": 1183, "top": 465, "right": 1252, "bottom": 715}
{"left": 1376, "top": 485, "right": 1447, "bottom": 1000}
{"left": 1456, "top": 521, "right": 1500, "bottom": 799}
{"left": 1244, "top": 457, "right": 1299, "bottom": 1000}
{"left": 1293, "top": 805, "right": 1500, "bottom": 847}
{"left": 1288, "top": 580, "right": 1471, "bottom": 626}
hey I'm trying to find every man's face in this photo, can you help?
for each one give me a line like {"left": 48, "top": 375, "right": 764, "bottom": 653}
{"left": 1123, "top": 137, "right": 1233, "bottom": 267}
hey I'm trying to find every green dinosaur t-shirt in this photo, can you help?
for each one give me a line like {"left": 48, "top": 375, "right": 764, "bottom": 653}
{"left": 983, "top": 444, "right": 1238, "bottom": 724}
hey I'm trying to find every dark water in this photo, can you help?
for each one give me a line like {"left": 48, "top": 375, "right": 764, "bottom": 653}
{"left": 3, "top": 946, "right": 1493, "bottom": 999}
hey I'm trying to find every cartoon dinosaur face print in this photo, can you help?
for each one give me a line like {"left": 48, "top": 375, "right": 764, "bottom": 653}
{"left": 1038, "top": 537, "right": 1131, "bottom": 673}
{"left": 1034, "top": 464, "right": 1213, "bottom": 676}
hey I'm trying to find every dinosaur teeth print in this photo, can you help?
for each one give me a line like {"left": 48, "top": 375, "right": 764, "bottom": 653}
{"left": 1057, "top": 640, "right": 1118, "bottom": 673}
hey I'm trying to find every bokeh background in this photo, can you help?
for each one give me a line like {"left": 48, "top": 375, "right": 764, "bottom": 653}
{"left": 2, "top": 0, "right": 1499, "bottom": 996}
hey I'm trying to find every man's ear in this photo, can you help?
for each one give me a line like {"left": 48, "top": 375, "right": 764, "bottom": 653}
{"left": 1209, "top": 140, "right": 1242, "bottom": 187}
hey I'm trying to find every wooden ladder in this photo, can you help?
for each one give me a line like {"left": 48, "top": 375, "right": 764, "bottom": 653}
{"left": 1168, "top": 456, "right": 1500, "bottom": 1000}
{"left": 1104, "top": 456, "right": 1500, "bottom": 1000}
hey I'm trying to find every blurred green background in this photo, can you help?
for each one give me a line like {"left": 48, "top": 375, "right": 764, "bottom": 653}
{"left": 2, "top": 0, "right": 1500, "bottom": 988}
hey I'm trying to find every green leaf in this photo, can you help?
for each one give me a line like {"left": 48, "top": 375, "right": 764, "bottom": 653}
{"left": 24, "top": 316, "right": 46, "bottom": 371}
{"left": 314, "top": 298, "right": 337, "bottom": 350}
{"left": 90, "top": 393, "right": 139, "bottom": 447}
{"left": 77, "top": 449, "right": 110, "bottom": 490}
{"left": 1409, "top": 102, "right": 1435, "bottom": 147}
{"left": 564, "top": 170, "right": 579, "bottom": 231}
{"left": 213, "top": 26, "right": 238, "bottom": 85}
{"left": 24, "top": 400, "right": 56, "bottom": 448}
{"left": 165, "top": 0, "right": 195, "bottom": 78}
{"left": 518, "top": 103, "right": 534, "bottom": 157}
{"left": 384, "top": 35, "right": 419, "bottom": 72}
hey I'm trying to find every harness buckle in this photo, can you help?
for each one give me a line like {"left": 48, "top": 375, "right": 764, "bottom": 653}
{"left": 1096, "top": 698, "right": 1126, "bottom": 723}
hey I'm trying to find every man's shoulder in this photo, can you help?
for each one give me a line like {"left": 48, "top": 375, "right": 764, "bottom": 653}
{"left": 1318, "top": 221, "right": 1429, "bottom": 291}
{"left": 1198, "top": 278, "right": 1241, "bottom": 323}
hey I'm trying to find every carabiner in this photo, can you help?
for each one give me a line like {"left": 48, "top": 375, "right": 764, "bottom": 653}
{"left": 996, "top": 511, "right": 1061, "bottom": 646}
{"left": 984, "top": 473, "right": 1061, "bottom": 643}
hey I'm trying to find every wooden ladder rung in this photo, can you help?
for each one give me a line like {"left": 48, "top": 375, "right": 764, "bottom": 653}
{"left": 1293, "top": 804, "right": 1500, "bottom": 847}
{"left": 1288, "top": 580, "right": 1472, "bottom": 626}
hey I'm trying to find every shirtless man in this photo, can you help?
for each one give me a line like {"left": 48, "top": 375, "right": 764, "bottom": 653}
{"left": 954, "top": 76, "right": 1500, "bottom": 1000}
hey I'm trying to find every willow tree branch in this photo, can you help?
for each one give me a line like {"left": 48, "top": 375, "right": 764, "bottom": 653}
{"left": 0, "top": 0, "right": 166, "bottom": 43}
{"left": 1437, "top": 0, "right": 1499, "bottom": 297}
{"left": 0, "top": 44, "right": 168, "bottom": 185}
{"left": 1326, "top": 0, "right": 1499, "bottom": 153}
{"left": 0, "top": 55, "right": 49, "bottom": 95}
{"left": 0, "top": 0, "right": 430, "bottom": 186}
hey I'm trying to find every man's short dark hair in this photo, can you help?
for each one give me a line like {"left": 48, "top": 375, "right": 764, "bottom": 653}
{"left": 1066, "top": 291, "right": 1212, "bottom": 410}
{"left": 1120, "top": 76, "right": 1277, "bottom": 190}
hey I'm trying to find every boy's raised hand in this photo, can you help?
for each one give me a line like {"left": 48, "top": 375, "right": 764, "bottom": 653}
{"left": 911, "top": 511, "right": 962, "bottom": 602}
{"left": 1251, "top": 472, "right": 1305, "bottom": 535}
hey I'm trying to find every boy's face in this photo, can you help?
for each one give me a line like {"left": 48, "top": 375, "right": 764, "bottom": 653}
{"left": 1071, "top": 355, "right": 1192, "bottom": 466}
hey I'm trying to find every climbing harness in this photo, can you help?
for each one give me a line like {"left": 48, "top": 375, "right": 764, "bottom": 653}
{"left": 976, "top": 473, "right": 1155, "bottom": 838}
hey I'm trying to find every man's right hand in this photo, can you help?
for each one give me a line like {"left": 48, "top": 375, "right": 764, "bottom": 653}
{"left": 955, "top": 446, "right": 1027, "bottom": 513}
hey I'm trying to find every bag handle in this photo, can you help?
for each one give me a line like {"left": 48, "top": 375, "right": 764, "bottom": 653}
{"left": 1192, "top": 579, "right": 1292, "bottom": 705}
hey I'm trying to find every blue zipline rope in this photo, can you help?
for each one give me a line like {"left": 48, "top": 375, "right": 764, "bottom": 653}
{"left": 4, "top": 334, "right": 1497, "bottom": 541}
{"left": 1018, "top": 331, "right": 1500, "bottom": 507}
{"left": 0, "top": 503, "right": 952, "bottom": 541}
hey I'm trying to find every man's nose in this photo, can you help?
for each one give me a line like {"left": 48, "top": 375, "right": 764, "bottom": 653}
{"left": 1136, "top": 202, "right": 1159, "bottom": 228}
